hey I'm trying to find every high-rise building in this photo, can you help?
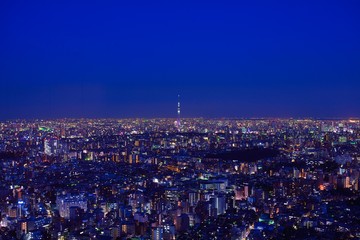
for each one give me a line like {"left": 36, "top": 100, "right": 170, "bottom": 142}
{"left": 56, "top": 194, "right": 87, "bottom": 219}
{"left": 152, "top": 227, "right": 163, "bottom": 240}
{"left": 44, "top": 138, "right": 68, "bottom": 156}
{"left": 44, "top": 138, "right": 58, "bottom": 156}
{"left": 177, "top": 95, "right": 181, "bottom": 131}
{"left": 210, "top": 193, "right": 226, "bottom": 216}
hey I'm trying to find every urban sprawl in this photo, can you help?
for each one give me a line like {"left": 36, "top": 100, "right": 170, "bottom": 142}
{"left": 0, "top": 118, "right": 360, "bottom": 239}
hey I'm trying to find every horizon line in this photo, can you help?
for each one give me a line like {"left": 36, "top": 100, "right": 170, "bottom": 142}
{"left": 1, "top": 116, "right": 360, "bottom": 122}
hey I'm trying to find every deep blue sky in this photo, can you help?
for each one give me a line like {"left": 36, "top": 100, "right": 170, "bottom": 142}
{"left": 1, "top": 0, "right": 360, "bottom": 119}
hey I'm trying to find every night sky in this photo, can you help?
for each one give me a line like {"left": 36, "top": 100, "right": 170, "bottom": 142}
{"left": 1, "top": 0, "right": 359, "bottom": 119}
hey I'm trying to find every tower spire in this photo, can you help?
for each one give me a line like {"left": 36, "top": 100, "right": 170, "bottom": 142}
{"left": 177, "top": 94, "right": 181, "bottom": 131}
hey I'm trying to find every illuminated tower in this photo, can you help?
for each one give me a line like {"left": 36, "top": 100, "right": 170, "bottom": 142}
{"left": 177, "top": 94, "right": 181, "bottom": 130}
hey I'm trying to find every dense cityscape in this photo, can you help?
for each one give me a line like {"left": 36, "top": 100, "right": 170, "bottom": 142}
{"left": 0, "top": 118, "right": 359, "bottom": 239}
{"left": 2, "top": 0, "right": 360, "bottom": 239}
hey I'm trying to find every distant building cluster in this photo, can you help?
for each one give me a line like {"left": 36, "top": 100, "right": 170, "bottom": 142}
{"left": 0, "top": 118, "right": 360, "bottom": 239}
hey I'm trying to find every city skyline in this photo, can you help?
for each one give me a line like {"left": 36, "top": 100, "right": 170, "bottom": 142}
{"left": 1, "top": 1, "right": 360, "bottom": 119}
{"left": 1, "top": 118, "right": 360, "bottom": 239}
{"left": 1, "top": 2, "right": 360, "bottom": 238}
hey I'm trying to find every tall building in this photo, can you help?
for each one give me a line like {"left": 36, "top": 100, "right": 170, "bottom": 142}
{"left": 44, "top": 138, "right": 68, "bottom": 156}
{"left": 177, "top": 94, "right": 181, "bottom": 131}
{"left": 210, "top": 193, "right": 226, "bottom": 216}
{"left": 152, "top": 227, "right": 163, "bottom": 240}
{"left": 44, "top": 138, "right": 58, "bottom": 156}
{"left": 56, "top": 194, "right": 87, "bottom": 219}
